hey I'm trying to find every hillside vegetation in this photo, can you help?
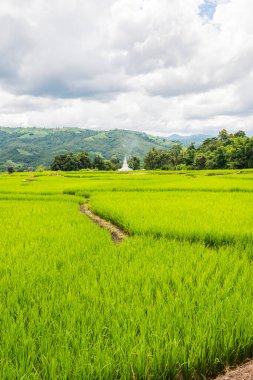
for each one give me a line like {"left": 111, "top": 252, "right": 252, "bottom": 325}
{"left": 0, "top": 127, "right": 173, "bottom": 171}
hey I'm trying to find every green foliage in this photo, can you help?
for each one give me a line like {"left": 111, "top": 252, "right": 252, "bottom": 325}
{"left": 103, "top": 160, "right": 114, "bottom": 171}
{"left": 128, "top": 156, "right": 141, "bottom": 170}
{"left": 7, "top": 166, "right": 15, "bottom": 174}
{"left": 51, "top": 153, "right": 79, "bottom": 171}
{"left": 0, "top": 127, "right": 174, "bottom": 171}
{"left": 144, "top": 130, "right": 253, "bottom": 170}
{"left": 76, "top": 152, "right": 92, "bottom": 169}
{"left": 144, "top": 144, "right": 184, "bottom": 170}
{"left": 51, "top": 152, "right": 123, "bottom": 171}
{"left": 168, "top": 133, "right": 211, "bottom": 146}
{"left": 1, "top": 159, "right": 24, "bottom": 172}
{"left": 194, "top": 153, "right": 207, "bottom": 169}
{"left": 93, "top": 154, "right": 106, "bottom": 170}
{"left": 110, "top": 155, "right": 120, "bottom": 164}
{"left": 110, "top": 155, "right": 121, "bottom": 170}
{"left": 144, "top": 148, "right": 170, "bottom": 169}
{"left": 36, "top": 165, "right": 45, "bottom": 172}
{"left": 182, "top": 142, "right": 196, "bottom": 167}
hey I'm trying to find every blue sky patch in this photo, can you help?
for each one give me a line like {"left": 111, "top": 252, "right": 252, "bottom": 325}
{"left": 199, "top": 0, "right": 217, "bottom": 20}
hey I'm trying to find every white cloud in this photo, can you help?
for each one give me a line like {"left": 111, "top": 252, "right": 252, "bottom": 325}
{"left": 0, "top": 0, "right": 252, "bottom": 135}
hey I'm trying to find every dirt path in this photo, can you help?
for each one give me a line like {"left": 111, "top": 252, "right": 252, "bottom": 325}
{"left": 80, "top": 204, "right": 128, "bottom": 243}
{"left": 213, "top": 360, "right": 253, "bottom": 380}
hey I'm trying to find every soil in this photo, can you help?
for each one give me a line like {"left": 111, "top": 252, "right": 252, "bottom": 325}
{"left": 80, "top": 204, "right": 128, "bottom": 244}
{"left": 213, "top": 361, "right": 253, "bottom": 380}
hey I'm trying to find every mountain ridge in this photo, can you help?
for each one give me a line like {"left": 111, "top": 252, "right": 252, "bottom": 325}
{"left": 0, "top": 127, "right": 208, "bottom": 170}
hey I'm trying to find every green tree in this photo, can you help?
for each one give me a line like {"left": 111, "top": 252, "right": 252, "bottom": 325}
{"left": 200, "top": 137, "right": 219, "bottom": 152}
{"left": 36, "top": 165, "right": 45, "bottom": 172}
{"left": 218, "top": 129, "right": 229, "bottom": 142}
{"left": 128, "top": 156, "right": 141, "bottom": 170}
{"left": 103, "top": 160, "right": 114, "bottom": 171}
{"left": 77, "top": 152, "right": 92, "bottom": 169}
{"left": 51, "top": 153, "right": 79, "bottom": 171}
{"left": 214, "top": 147, "right": 227, "bottom": 168}
{"left": 226, "top": 136, "right": 253, "bottom": 169}
{"left": 144, "top": 148, "right": 170, "bottom": 170}
{"left": 8, "top": 166, "right": 15, "bottom": 174}
{"left": 93, "top": 155, "right": 106, "bottom": 170}
{"left": 183, "top": 143, "right": 196, "bottom": 168}
{"left": 110, "top": 155, "right": 121, "bottom": 170}
{"left": 143, "top": 130, "right": 253, "bottom": 171}
{"left": 234, "top": 130, "right": 246, "bottom": 138}
{"left": 169, "top": 144, "right": 183, "bottom": 169}
{"left": 194, "top": 153, "right": 207, "bottom": 169}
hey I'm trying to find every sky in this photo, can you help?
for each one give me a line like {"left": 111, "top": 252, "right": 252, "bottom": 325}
{"left": 0, "top": 0, "right": 252, "bottom": 136}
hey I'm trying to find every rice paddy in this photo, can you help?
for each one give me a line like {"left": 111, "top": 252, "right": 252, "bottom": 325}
{"left": 0, "top": 170, "right": 253, "bottom": 379}
{"left": 89, "top": 191, "right": 253, "bottom": 245}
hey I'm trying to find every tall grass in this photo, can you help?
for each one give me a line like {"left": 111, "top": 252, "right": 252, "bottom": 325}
{"left": 2, "top": 170, "right": 253, "bottom": 195}
{"left": 0, "top": 172, "right": 253, "bottom": 378}
{"left": 90, "top": 191, "right": 253, "bottom": 246}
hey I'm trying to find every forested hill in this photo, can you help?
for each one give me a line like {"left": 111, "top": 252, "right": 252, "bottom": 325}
{"left": 168, "top": 134, "right": 212, "bottom": 146}
{"left": 0, "top": 127, "right": 175, "bottom": 170}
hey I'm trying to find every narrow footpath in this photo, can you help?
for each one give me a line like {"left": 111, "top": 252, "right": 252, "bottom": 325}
{"left": 80, "top": 203, "right": 128, "bottom": 243}
{"left": 213, "top": 361, "right": 253, "bottom": 380}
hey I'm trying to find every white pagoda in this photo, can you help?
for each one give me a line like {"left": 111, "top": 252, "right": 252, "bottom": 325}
{"left": 118, "top": 155, "right": 133, "bottom": 171}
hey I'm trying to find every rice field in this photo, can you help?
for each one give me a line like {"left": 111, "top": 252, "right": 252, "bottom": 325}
{"left": 89, "top": 191, "right": 253, "bottom": 245}
{"left": 0, "top": 170, "right": 253, "bottom": 379}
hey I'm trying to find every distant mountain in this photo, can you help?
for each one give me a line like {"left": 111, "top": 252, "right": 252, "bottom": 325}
{"left": 0, "top": 127, "right": 175, "bottom": 170}
{"left": 166, "top": 134, "right": 213, "bottom": 146}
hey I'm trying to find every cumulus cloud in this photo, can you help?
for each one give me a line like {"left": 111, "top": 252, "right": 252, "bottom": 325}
{"left": 0, "top": 0, "right": 252, "bottom": 135}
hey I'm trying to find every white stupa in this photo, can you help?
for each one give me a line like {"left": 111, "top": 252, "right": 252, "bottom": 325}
{"left": 118, "top": 155, "right": 133, "bottom": 171}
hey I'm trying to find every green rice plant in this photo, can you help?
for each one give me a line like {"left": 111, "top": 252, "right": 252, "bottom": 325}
{"left": 90, "top": 191, "right": 253, "bottom": 246}
{"left": 0, "top": 171, "right": 253, "bottom": 379}
{"left": 0, "top": 199, "right": 253, "bottom": 378}
{"left": 2, "top": 171, "right": 253, "bottom": 195}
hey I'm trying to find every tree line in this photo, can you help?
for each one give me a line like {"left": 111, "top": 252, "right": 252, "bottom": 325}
{"left": 144, "top": 130, "right": 253, "bottom": 170}
{"left": 51, "top": 152, "right": 141, "bottom": 171}
{"left": 49, "top": 129, "right": 253, "bottom": 171}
